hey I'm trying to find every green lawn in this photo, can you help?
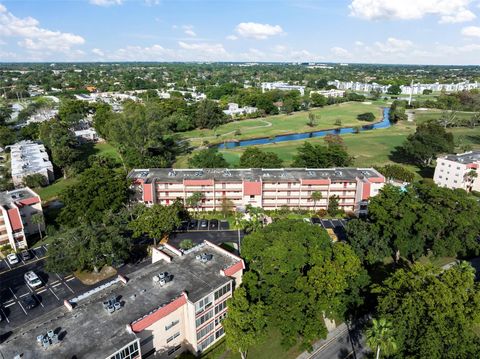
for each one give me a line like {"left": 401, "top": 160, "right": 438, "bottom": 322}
{"left": 36, "top": 177, "right": 78, "bottom": 203}
{"left": 183, "top": 102, "right": 384, "bottom": 147}
{"left": 411, "top": 109, "right": 476, "bottom": 125}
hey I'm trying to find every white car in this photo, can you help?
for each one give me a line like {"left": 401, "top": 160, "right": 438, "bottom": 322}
{"left": 24, "top": 271, "right": 43, "bottom": 288}
{"left": 6, "top": 253, "right": 19, "bottom": 265}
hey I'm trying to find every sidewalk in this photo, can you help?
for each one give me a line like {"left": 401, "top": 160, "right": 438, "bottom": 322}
{"left": 296, "top": 323, "right": 349, "bottom": 359}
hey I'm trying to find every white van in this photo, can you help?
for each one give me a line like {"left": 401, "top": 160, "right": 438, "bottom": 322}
{"left": 24, "top": 271, "right": 42, "bottom": 288}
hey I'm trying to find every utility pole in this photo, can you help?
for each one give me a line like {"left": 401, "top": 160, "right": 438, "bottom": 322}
{"left": 408, "top": 79, "right": 413, "bottom": 106}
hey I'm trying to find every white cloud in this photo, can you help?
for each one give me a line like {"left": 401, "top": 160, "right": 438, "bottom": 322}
{"left": 462, "top": 25, "right": 480, "bottom": 37}
{"left": 226, "top": 35, "right": 238, "bottom": 40}
{"left": 178, "top": 41, "right": 227, "bottom": 55}
{"left": 0, "top": 4, "right": 85, "bottom": 53}
{"left": 144, "top": 0, "right": 160, "bottom": 5}
{"left": 374, "top": 37, "right": 414, "bottom": 53}
{"left": 330, "top": 46, "right": 351, "bottom": 58}
{"left": 235, "top": 22, "right": 284, "bottom": 39}
{"left": 92, "top": 48, "right": 105, "bottom": 57}
{"left": 89, "top": 0, "right": 123, "bottom": 6}
{"left": 349, "top": 0, "right": 476, "bottom": 23}
{"left": 354, "top": 41, "right": 364, "bottom": 46}
{"left": 182, "top": 25, "right": 196, "bottom": 37}
{"left": 273, "top": 45, "right": 287, "bottom": 53}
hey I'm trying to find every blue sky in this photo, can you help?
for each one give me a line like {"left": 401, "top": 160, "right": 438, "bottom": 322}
{"left": 1, "top": 0, "right": 480, "bottom": 64}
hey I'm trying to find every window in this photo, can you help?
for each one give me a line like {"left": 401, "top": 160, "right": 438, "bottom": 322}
{"left": 167, "top": 332, "right": 180, "bottom": 344}
{"left": 215, "top": 300, "right": 227, "bottom": 315}
{"left": 195, "top": 294, "right": 214, "bottom": 314}
{"left": 140, "top": 335, "right": 153, "bottom": 346}
{"left": 215, "top": 327, "right": 225, "bottom": 339}
{"left": 197, "top": 322, "right": 215, "bottom": 340}
{"left": 165, "top": 320, "right": 179, "bottom": 331}
{"left": 198, "top": 334, "right": 215, "bottom": 351}
{"left": 214, "top": 283, "right": 231, "bottom": 300}
{"left": 196, "top": 310, "right": 213, "bottom": 327}
{"left": 250, "top": 195, "right": 255, "bottom": 199}
{"left": 168, "top": 345, "right": 182, "bottom": 356}
{"left": 215, "top": 312, "right": 227, "bottom": 325}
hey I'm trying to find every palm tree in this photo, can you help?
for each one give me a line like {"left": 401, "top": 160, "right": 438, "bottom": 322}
{"left": 186, "top": 192, "right": 204, "bottom": 217}
{"left": 31, "top": 213, "right": 44, "bottom": 240}
{"left": 366, "top": 318, "right": 397, "bottom": 359}
{"left": 311, "top": 191, "right": 323, "bottom": 211}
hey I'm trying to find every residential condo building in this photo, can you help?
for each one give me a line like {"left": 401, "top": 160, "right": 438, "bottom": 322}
{"left": 10, "top": 140, "right": 54, "bottom": 187}
{"left": 0, "top": 187, "right": 44, "bottom": 250}
{"left": 261, "top": 82, "right": 305, "bottom": 96}
{"left": 433, "top": 151, "right": 480, "bottom": 192}
{"left": 0, "top": 241, "right": 244, "bottom": 359}
{"left": 128, "top": 168, "right": 385, "bottom": 214}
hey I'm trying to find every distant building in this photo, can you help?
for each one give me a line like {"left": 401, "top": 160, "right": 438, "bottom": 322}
{"left": 261, "top": 82, "right": 305, "bottom": 96}
{"left": 433, "top": 151, "right": 480, "bottom": 192}
{"left": 223, "top": 103, "right": 258, "bottom": 117}
{"left": 74, "top": 128, "right": 99, "bottom": 143}
{"left": 310, "top": 89, "right": 345, "bottom": 98}
{"left": 0, "top": 187, "right": 43, "bottom": 250}
{"left": 10, "top": 141, "right": 54, "bottom": 187}
{"left": 128, "top": 168, "right": 385, "bottom": 215}
{"left": 0, "top": 240, "right": 244, "bottom": 358}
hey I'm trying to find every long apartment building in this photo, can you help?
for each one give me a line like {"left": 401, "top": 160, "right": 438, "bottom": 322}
{"left": 128, "top": 168, "right": 385, "bottom": 214}
{"left": 433, "top": 151, "right": 480, "bottom": 192}
{"left": 10, "top": 140, "right": 54, "bottom": 186}
{"left": 0, "top": 187, "right": 44, "bottom": 250}
{"left": 0, "top": 241, "right": 244, "bottom": 359}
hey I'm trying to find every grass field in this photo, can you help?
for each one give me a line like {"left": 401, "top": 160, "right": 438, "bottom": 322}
{"left": 411, "top": 109, "right": 476, "bottom": 125}
{"left": 183, "top": 102, "right": 384, "bottom": 146}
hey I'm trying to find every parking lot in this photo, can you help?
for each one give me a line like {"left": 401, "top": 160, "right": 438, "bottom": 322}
{"left": 0, "top": 245, "right": 48, "bottom": 274}
{"left": 309, "top": 217, "right": 349, "bottom": 241}
{"left": 176, "top": 219, "right": 230, "bottom": 232}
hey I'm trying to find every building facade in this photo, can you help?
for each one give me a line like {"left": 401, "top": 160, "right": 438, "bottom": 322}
{"left": 128, "top": 168, "right": 385, "bottom": 214}
{"left": 261, "top": 82, "right": 305, "bottom": 96}
{"left": 10, "top": 140, "right": 54, "bottom": 186}
{"left": 0, "top": 241, "right": 244, "bottom": 359}
{"left": 0, "top": 187, "right": 44, "bottom": 250}
{"left": 433, "top": 151, "right": 480, "bottom": 192}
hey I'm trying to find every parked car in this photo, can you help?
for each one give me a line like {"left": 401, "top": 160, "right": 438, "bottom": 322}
{"left": 21, "top": 295, "right": 38, "bottom": 310}
{"left": 6, "top": 253, "right": 19, "bottom": 265}
{"left": 21, "top": 250, "right": 31, "bottom": 261}
{"left": 310, "top": 217, "right": 321, "bottom": 225}
{"left": 200, "top": 219, "right": 209, "bottom": 229}
{"left": 24, "top": 271, "right": 43, "bottom": 288}
{"left": 188, "top": 219, "right": 198, "bottom": 230}
{"left": 209, "top": 219, "right": 219, "bottom": 229}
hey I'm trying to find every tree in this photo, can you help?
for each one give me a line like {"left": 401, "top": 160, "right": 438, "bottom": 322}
{"left": 220, "top": 197, "right": 234, "bottom": 218}
{"left": 375, "top": 164, "right": 415, "bottom": 183}
{"left": 31, "top": 213, "right": 45, "bottom": 240}
{"left": 241, "top": 220, "right": 369, "bottom": 349}
{"left": 310, "top": 93, "right": 327, "bottom": 107}
{"left": 366, "top": 318, "right": 397, "bottom": 359}
{"left": 46, "top": 223, "right": 131, "bottom": 273}
{"left": 344, "top": 219, "right": 389, "bottom": 264}
{"left": 193, "top": 99, "right": 227, "bottom": 129}
{"left": 399, "top": 122, "right": 454, "bottom": 166}
{"left": 179, "top": 239, "right": 194, "bottom": 250}
{"left": 239, "top": 147, "right": 283, "bottom": 168}
{"left": 327, "top": 195, "right": 340, "bottom": 216}
{"left": 0, "top": 103, "right": 12, "bottom": 125}
{"left": 188, "top": 148, "right": 228, "bottom": 168}
{"left": 357, "top": 112, "right": 376, "bottom": 122}
{"left": 58, "top": 99, "right": 91, "bottom": 125}
{"left": 0, "top": 126, "right": 17, "bottom": 147}
{"left": 223, "top": 287, "right": 267, "bottom": 359}
{"left": 22, "top": 173, "right": 48, "bottom": 188}
{"left": 387, "top": 85, "right": 401, "bottom": 95}
{"left": 186, "top": 192, "right": 204, "bottom": 215}
{"left": 58, "top": 164, "right": 128, "bottom": 227}
{"left": 307, "top": 112, "right": 317, "bottom": 127}
{"left": 293, "top": 142, "right": 352, "bottom": 168}
{"left": 311, "top": 191, "right": 323, "bottom": 211}
{"left": 129, "top": 203, "right": 184, "bottom": 247}
{"left": 374, "top": 263, "right": 480, "bottom": 358}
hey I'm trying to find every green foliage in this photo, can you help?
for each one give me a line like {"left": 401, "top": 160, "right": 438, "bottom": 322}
{"left": 374, "top": 263, "right": 480, "bottom": 358}
{"left": 365, "top": 318, "right": 397, "bottom": 358}
{"left": 306, "top": 112, "right": 317, "bottom": 127}
{"left": 0, "top": 103, "right": 12, "bottom": 125}
{"left": 239, "top": 147, "right": 283, "bottom": 168}
{"left": 223, "top": 287, "right": 267, "bottom": 359}
{"left": 186, "top": 192, "right": 204, "bottom": 212}
{"left": 188, "top": 148, "right": 228, "bottom": 168}
{"left": 375, "top": 164, "right": 415, "bottom": 182}
{"left": 387, "top": 85, "right": 401, "bottom": 95}
{"left": 344, "top": 220, "right": 389, "bottom": 264}
{"left": 23, "top": 173, "right": 48, "bottom": 188}
{"left": 357, "top": 112, "right": 375, "bottom": 122}
{"left": 46, "top": 223, "right": 131, "bottom": 273}
{"left": 399, "top": 122, "right": 454, "bottom": 166}
{"left": 193, "top": 99, "right": 228, "bottom": 129}
{"left": 310, "top": 93, "right": 327, "bottom": 107}
{"left": 327, "top": 195, "right": 341, "bottom": 216}
{"left": 58, "top": 164, "right": 128, "bottom": 227}
{"left": 0, "top": 126, "right": 17, "bottom": 147}
{"left": 241, "top": 220, "right": 369, "bottom": 349}
{"left": 293, "top": 141, "right": 352, "bottom": 168}
{"left": 179, "top": 239, "right": 194, "bottom": 250}
{"left": 58, "top": 99, "right": 92, "bottom": 124}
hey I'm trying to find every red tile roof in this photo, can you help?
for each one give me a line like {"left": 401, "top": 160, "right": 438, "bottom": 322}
{"left": 224, "top": 261, "right": 244, "bottom": 277}
{"left": 7, "top": 208, "right": 23, "bottom": 231}
{"left": 243, "top": 181, "right": 262, "bottom": 195}
{"left": 17, "top": 197, "right": 40, "bottom": 206}
{"left": 131, "top": 294, "right": 187, "bottom": 333}
{"left": 143, "top": 183, "right": 154, "bottom": 202}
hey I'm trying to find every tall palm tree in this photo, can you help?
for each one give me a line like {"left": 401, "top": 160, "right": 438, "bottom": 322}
{"left": 366, "top": 318, "right": 397, "bottom": 359}
{"left": 31, "top": 213, "right": 44, "bottom": 240}
{"left": 311, "top": 191, "right": 323, "bottom": 211}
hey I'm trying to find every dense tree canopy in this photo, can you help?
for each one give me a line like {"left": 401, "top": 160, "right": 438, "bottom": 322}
{"left": 188, "top": 148, "right": 228, "bottom": 168}
{"left": 239, "top": 147, "right": 283, "bottom": 168}
{"left": 241, "top": 220, "right": 369, "bottom": 349}
{"left": 293, "top": 141, "right": 352, "bottom": 168}
{"left": 374, "top": 263, "right": 480, "bottom": 359}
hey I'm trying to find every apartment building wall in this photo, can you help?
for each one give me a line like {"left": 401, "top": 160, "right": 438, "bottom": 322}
{"left": 433, "top": 157, "right": 480, "bottom": 191}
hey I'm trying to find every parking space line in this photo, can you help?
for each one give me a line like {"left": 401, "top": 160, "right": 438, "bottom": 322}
{"left": 33, "top": 250, "right": 39, "bottom": 260}
{"left": 48, "top": 287, "right": 60, "bottom": 300}
{"left": 19, "top": 293, "right": 30, "bottom": 298}
{"left": 4, "top": 302, "right": 15, "bottom": 308}
{"left": 0, "top": 307, "right": 9, "bottom": 323}
{"left": 37, "top": 288, "right": 47, "bottom": 294}
{"left": 9, "top": 287, "right": 17, "bottom": 299}
{"left": 64, "top": 275, "right": 74, "bottom": 280}
{"left": 63, "top": 281, "right": 75, "bottom": 293}
{"left": 3, "top": 299, "right": 14, "bottom": 305}
{"left": 52, "top": 282, "right": 62, "bottom": 288}
{"left": 18, "top": 301, "right": 28, "bottom": 315}
{"left": 5, "top": 260, "right": 11, "bottom": 270}
{"left": 50, "top": 280, "right": 59, "bottom": 286}
{"left": 66, "top": 277, "right": 75, "bottom": 282}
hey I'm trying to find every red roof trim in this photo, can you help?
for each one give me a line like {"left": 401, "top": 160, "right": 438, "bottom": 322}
{"left": 7, "top": 208, "right": 23, "bottom": 231}
{"left": 243, "top": 181, "right": 262, "bottom": 196}
{"left": 367, "top": 177, "right": 385, "bottom": 183}
{"left": 143, "top": 183, "right": 154, "bottom": 202}
{"left": 224, "top": 261, "right": 244, "bottom": 277}
{"left": 362, "top": 182, "right": 371, "bottom": 200}
{"left": 131, "top": 294, "right": 187, "bottom": 333}
{"left": 17, "top": 197, "right": 40, "bottom": 206}
{"left": 184, "top": 179, "right": 214, "bottom": 186}
{"left": 301, "top": 179, "right": 330, "bottom": 185}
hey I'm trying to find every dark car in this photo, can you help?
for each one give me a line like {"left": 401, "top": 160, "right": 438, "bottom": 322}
{"left": 209, "top": 219, "right": 219, "bottom": 230}
{"left": 200, "top": 219, "right": 209, "bottom": 229}
{"left": 189, "top": 219, "right": 198, "bottom": 230}
{"left": 311, "top": 217, "right": 321, "bottom": 225}
{"left": 21, "top": 250, "right": 32, "bottom": 261}
{"left": 22, "top": 295, "right": 38, "bottom": 310}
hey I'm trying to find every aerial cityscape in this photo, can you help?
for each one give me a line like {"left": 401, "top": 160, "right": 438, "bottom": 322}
{"left": 1, "top": 1, "right": 480, "bottom": 359}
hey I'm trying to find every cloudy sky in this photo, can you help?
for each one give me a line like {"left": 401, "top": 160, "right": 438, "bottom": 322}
{"left": 2, "top": 0, "right": 480, "bottom": 64}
